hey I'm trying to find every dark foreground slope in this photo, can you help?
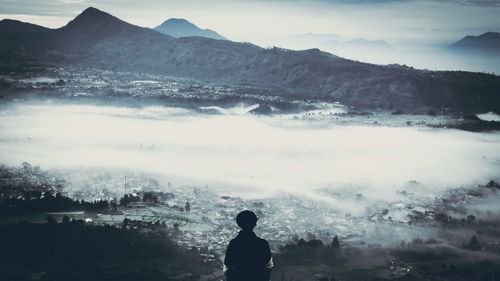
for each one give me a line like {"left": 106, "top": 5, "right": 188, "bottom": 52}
{"left": 1, "top": 7, "right": 499, "bottom": 112}
{"left": 0, "top": 222, "right": 217, "bottom": 281}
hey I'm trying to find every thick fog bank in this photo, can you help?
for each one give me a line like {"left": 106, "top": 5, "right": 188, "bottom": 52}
{"left": 1, "top": 101, "right": 499, "bottom": 203}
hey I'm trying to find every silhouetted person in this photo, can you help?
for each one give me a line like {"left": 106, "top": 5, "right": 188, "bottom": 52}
{"left": 224, "top": 210, "right": 273, "bottom": 281}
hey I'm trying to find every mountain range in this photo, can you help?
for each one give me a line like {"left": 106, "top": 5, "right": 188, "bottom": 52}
{"left": 154, "top": 18, "right": 226, "bottom": 40}
{"left": 322, "top": 38, "right": 393, "bottom": 50}
{"left": 0, "top": 7, "right": 499, "bottom": 113}
{"left": 449, "top": 32, "right": 500, "bottom": 55}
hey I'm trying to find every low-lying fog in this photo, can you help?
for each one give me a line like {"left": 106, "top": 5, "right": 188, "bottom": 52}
{"left": 1, "top": 101, "right": 500, "bottom": 210}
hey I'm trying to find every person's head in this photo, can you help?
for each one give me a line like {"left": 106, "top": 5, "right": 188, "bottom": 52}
{"left": 236, "top": 210, "right": 258, "bottom": 231}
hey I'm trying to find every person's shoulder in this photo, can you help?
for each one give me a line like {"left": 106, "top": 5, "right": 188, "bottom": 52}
{"left": 256, "top": 236, "right": 269, "bottom": 245}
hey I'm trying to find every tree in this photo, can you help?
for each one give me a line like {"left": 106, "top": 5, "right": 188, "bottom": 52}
{"left": 43, "top": 191, "right": 55, "bottom": 199}
{"left": 143, "top": 192, "right": 158, "bottom": 203}
{"left": 46, "top": 215, "right": 57, "bottom": 226}
{"left": 331, "top": 236, "right": 340, "bottom": 249}
{"left": 466, "top": 214, "right": 476, "bottom": 223}
{"left": 21, "top": 162, "right": 33, "bottom": 175}
{"left": 62, "top": 215, "right": 71, "bottom": 224}
{"left": 465, "top": 235, "right": 481, "bottom": 251}
{"left": 486, "top": 180, "right": 499, "bottom": 189}
{"left": 120, "top": 194, "right": 130, "bottom": 206}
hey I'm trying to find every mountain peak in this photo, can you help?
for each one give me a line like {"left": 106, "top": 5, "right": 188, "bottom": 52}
{"left": 76, "top": 7, "right": 113, "bottom": 20}
{"left": 154, "top": 18, "right": 227, "bottom": 40}
{"left": 162, "top": 18, "right": 191, "bottom": 25}
{"left": 81, "top": 7, "right": 103, "bottom": 15}
{"left": 479, "top": 31, "right": 500, "bottom": 39}
{"left": 65, "top": 7, "right": 120, "bottom": 30}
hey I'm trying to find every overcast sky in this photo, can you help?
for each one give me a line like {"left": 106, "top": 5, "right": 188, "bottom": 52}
{"left": 1, "top": 0, "right": 499, "bottom": 49}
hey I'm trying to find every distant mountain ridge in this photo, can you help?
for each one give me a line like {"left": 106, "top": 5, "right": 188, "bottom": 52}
{"left": 154, "top": 18, "right": 226, "bottom": 40}
{"left": 344, "top": 38, "right": 392, "bottom": 49}
{"left": 321, "top": 38, "right": 393, "bottom": 52}
{"left": 0, "top": 7, "right": 499, "bottom": 113}
{"left": 449, "top": 32, "right": 500, "bottom": 54}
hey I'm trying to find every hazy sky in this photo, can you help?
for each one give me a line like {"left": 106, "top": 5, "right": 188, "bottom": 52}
{"left": 1, "top": 0, "right": 500, "bottom": 48}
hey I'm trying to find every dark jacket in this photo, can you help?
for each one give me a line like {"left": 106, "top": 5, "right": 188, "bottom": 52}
{"left": 224, "top": 230, "right": 272, "bottom": 281}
